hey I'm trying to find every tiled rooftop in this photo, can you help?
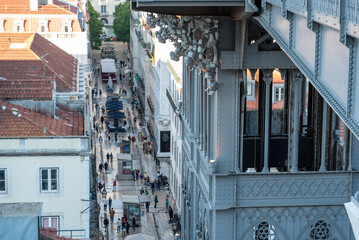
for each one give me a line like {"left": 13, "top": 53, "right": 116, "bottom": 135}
{"left": 0, "top": 2, "right": 75, "bottom": 15}
{"left": 0, "top": 79, "right": 53, "bottom": 100}
{"left": 0, "top": 33, "right": 77, "bottom": 92}
{"left": 0, "top": 99, "right": 83, "bottom": 137}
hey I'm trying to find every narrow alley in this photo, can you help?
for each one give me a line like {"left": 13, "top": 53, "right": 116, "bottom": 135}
{"left": 91, "top": 42, "right": 175, "bottom": 240}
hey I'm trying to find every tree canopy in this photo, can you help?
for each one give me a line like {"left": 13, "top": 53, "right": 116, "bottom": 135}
{"left": 88, "top": 1, "right": 104, "bottom": 49}
{"left": 113, "top": 1, "right": 131, "bottom": 43}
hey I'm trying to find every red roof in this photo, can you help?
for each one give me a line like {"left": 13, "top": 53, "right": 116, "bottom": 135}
{"left": 40, "top": 227, "right": 80, "bottom": 240}
{"left": 0, "top": 33, "right": 77, "bottom": 92}
{"left": 0, "top": 79, "right": 53, "bottom": 100}
{"left": 0, "top": 99, "right": 83, "bottom": 137}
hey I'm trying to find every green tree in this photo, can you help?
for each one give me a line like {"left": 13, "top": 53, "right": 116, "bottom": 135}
{"left": 88, "top": 1, "right": 104, "bottom": 49}
{"left": 113, "top": 1, "right": 131, "bottom": 43}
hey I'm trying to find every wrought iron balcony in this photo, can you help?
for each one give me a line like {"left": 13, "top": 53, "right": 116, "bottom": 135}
{"left": 131, "top": 0, "right": 248, "bottom": 17}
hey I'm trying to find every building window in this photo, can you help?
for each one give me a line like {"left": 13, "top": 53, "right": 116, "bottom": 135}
{"left": 13, "top": 19, "right": 25, "bottom": 32}
{"left": 247, "top": 82, "right": 253, "bottom": 96}
{"left": 0, "top": 169, "right": 6, "bottom": 192}
{"left": 40, "top": 168, "right": 58, "bottom": 192}
{"left": 41, "top": 216, "right": 59, "bottom": 229}
{"left": 160, "top": 131, "right": 171, "bottom": 152}
{"left": 274, "top": 87, "right": 284, "bottom": 102}
{"left": 61, "top": 19, "right": 72, "bottom": 33}
{"left": 101, "top": 5, "right": 107, "bottom": 13}
{"left": 37, "top": 19, "right": 48, "bottom": 32}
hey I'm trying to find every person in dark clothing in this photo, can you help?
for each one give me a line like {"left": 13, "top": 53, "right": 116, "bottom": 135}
{"left": 132, "top": 217, "right": 136, "bottom": 230}
{"left": 103, "top": 216, "right": 109, "bottom": 232}
{"left": 135, "top": 169, "right": 139, "bottom": 180}
{"left": 168, "top": 206, "right": 174, "bottom": 221}
{"left": 146, "top": 202, "right": 150, "bottom": 213}
{"left": 106, "top": 152, "right": 110, "bottom": 161}
{"left": 99, "top": 163, "right": 103, "bottom": 173}
{"left": 125, "top": 221, "right": 130, "bottom": 234}
{"left": 104, "top": 162, "right": 109, "bottom": 172}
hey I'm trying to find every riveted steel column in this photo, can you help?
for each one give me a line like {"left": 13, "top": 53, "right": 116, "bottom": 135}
{"left": 262, "top": 70, "right": 273, "bottom": 172}
{"left": 319, "top": 101, "right": 328, "bottom": 172}
{"left": 288, "top": 70, "right": 303, "bottom": 173}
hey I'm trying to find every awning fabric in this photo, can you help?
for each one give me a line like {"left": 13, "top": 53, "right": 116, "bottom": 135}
{"left": 101, "top": 59, "right": 116, "bottom": 73}
{"left": 107, "top": 111, "right": 126, "bottom": 119}
{"left": 106, "top": 100, "right": 123, "bottom": 110}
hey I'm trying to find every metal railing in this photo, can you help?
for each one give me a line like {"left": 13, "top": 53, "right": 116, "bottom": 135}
{"left": 57, "top": 229, "right": 86, "bottom": 239}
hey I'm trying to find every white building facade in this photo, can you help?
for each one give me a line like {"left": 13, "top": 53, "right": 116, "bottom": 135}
{"left": 90, "top": 0, "right": 125, "bottom": 37}
{"left": 0, "top": 137, "right": 91, "bottom": 238}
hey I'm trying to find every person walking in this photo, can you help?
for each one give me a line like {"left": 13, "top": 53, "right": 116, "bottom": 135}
{"left": 140, "top": 188, "right": 144, "bottom": 195}
{"left": 145, "top": 190, "right": 149, "bottom": 195}
{"left": 151, "top": 182, "right": 155, "bottom": 194}
{"left": 103, "top": 216, "right": 109, "bottom": 232}
{"left": 131, "top": 217, "right": 136, "bottom": 231}
{"left": 110, "top": 152, "right": 113, "bottom": 161}
{"left": 106, "top": 152, "right": 110, "bottom": 162}
{"left": 99, "top": 162, "right": 103, "bottom": 173}
{"left": 103, "top": 198, "right": 108, "bottom": 211}
{"left": 168, "top": 206, "right": 174, "bottom": 222}
{"left": 139, "top": 172, "right": 144, "bottom": 184}
{"left": 131, "top": 170, "right": 136, "bottom": 181}
{"left": 104, "top": 161, "right": 109, "bottom": 172}
{"left": 109, "top": 208, "right": 115, "bottom": 223}
{"left": 145, "top": 202, "right": 150, "bottom": 213}
{"left": 136, "top": 169, "right": 139, "bottom": 180}
{"left": 95, "top": 122, "right": 99, "bottom": 133}
{"left": 154, "top": 194, "right": 158, "bottom": 208}
{"left": 99, "top": 136, "right": 103, "bottom": 144}
{"left": 125, "top": 221, "right": 130, "bottom": 235}
{"left": 117, "top": 218, "right": 121, "bottom": 232}
{"left": 165, "top": 198, "right": 169, "bottom": 212}
{"left": 108, "top": 197, "right": 112, "bottom": 209}
{"left": 101, "top": 115, "right": 105, "bottom": 125}
{"left": 113, "top": 179, "right": 117, "bottom": 192}
{"left": 121, "top": 218, "right": 126, "bottom": 237}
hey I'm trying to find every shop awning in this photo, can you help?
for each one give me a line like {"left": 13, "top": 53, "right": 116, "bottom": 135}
{"left": 106, "top": 100, "right": 123, "bottom": 110}
{"left": 107, "top": 111, "right": 126, "bottom": 119}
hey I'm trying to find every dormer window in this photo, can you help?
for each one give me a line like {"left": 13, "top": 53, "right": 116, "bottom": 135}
{"left": 37, "top": 19, "right": 49, "bottom": 32}
{"left": 13, "top": 19, "right": 25, "bottom": 33}
{"left": 61, "top": 19, "right": 72, "bottom": 33}
{"left": 0, "top": 19, "right": 4, "bottom": 32}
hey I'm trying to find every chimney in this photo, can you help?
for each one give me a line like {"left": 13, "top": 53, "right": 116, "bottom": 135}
{"left": 30, "top": 0, "right": 38, "bottom": 11}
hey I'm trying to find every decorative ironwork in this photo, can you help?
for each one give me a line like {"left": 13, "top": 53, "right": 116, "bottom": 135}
{"left": 147, "top": 13, "right": 219, "bottom": 93}
{"left": 309, "top": 220, "right": 331, "bottom": 240}
{"left": 253, "top": 221, "right": 275, "bottom": 240}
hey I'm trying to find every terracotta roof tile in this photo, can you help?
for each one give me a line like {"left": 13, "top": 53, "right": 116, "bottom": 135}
{"left": 0, "top": 3, "right": 76, "bottom": 15}
{"left": 0, "top": 33, "right": 77, "bottom": 92}
{"left": 0, "top": 79, "right": 53, "bottom": 100}
{"left": 0, "top": 99, "right": 83, "bottom": 137}
{"left": 40, "top": 227, "right": 80, "bottom": 240}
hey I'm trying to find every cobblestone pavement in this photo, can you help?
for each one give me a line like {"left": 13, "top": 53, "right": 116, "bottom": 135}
{"left": 92, "top": 42, "right": 174, "bottom": 240}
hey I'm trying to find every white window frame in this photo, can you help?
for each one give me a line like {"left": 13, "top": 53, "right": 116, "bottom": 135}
{"left": 101, "top": 5, "right": 107, "bottom": 13}
{"left": 61, "top": 19, "right": 72, "bottom": 33}
{"left": 41, "top": 216, "right": 60, "bottom": 230}
{"left": 247, "top": 82, "right": 253, "bottom": 96}
{"left": 13, "top": 18, "right": 25, "bottom": 33}
{"left": 0, "top": 168, "right": 7, "bottom": 193}
{"left": 37, "top": 18, "right": 49, "bottom": 33}
{"left": 40, "top": 168, "right": 59, "bottom": 193}
{"left": 0, "top": 19, "right": 4, "bottom": 32}
{"left": 273, "top": 86, "right": 284, "bottom": 102}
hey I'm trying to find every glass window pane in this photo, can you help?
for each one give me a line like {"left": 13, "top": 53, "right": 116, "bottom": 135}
{"left": 42, "top": 169, "right": 48, "bottom": 180}
{"left": 51, "top": 169, "right": 57, "bottom": 180}
{"left": 42, "top": 180, "right": 48, "bottom": 191}
{"left": 0, "top": 181, "right": 5, "bottom": 191}
{"left": 42, "top": 217, "right": 49, "bottom": 227}
{"left": 51, "top": 218, "right": 58, "bottom": 229}
{"left": 51, "top": 180, "right": 57, "bottom": 190}
{"left": 0, "top": 170, "right": 4, "bottom": 180}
